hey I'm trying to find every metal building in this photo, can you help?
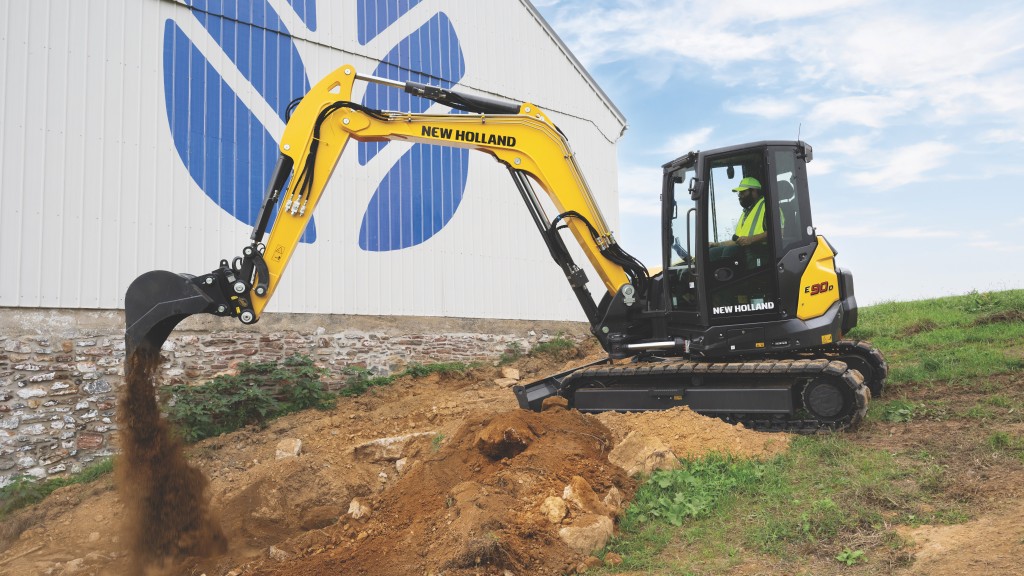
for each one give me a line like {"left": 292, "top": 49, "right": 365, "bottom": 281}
{"left": 0, "top": 0, "right": 626, "bottom": 322}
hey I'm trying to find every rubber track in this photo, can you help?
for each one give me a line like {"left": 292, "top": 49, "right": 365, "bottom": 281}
{"left": 819, "top": 339, "right": 888, "bottom": 398}
{"left": 563, "top": 357, "right": 869, "bottom": 433}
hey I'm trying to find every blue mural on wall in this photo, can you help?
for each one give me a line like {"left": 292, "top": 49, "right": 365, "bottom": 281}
{"left": 357, "top": 11, "right": 468, "bottom": 251}
{"left": 162, "top": 0, "right": 315, "bottom": 242}
{"left": 161, "top": 0, "right": 470, "bottom": 251}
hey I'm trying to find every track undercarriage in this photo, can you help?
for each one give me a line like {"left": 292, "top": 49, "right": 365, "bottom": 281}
{"left": 514, "top": 339, "right": 887, "bottom": 433}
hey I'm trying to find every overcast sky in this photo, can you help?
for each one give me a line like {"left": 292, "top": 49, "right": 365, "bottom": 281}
{"left": 535, "top": 0, "right": 1024, "bottom": 304}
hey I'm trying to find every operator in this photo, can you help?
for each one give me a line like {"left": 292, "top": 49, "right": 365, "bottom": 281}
{"left": 709, "top": 176, "right": 781, "bottom": 272}
{"left": 708, "top": 176, "right": 771, "bottom": 249}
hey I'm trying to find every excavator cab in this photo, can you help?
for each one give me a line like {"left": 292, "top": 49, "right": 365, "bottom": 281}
{"left": 654, "top": 141, "right": 855, "bottom": 356}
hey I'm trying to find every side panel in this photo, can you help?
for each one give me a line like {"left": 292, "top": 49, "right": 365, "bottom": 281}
{"left": 796, "top": 237, "right": 841, "bottom": 322}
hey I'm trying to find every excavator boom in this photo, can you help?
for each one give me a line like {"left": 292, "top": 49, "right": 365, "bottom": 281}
{"left": 125, "top": 65, "right": 645, "bottom": 356}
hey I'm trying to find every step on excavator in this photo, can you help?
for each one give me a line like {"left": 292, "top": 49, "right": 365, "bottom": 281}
{"left": 125, "top": 65, "right": 886, "bottom": 432}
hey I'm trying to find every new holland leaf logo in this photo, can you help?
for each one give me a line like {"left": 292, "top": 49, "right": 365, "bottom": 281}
{"left": 162, "top": 0, "right": 469, "bottom": 251}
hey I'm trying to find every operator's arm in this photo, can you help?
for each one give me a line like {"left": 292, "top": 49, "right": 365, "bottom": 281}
{"left": 736, "top": 232, "right": 767, "bottom": 247}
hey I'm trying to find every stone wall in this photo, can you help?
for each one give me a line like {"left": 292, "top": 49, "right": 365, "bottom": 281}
{"left": 0, "top": 308, "right": 590, "bottom": 486}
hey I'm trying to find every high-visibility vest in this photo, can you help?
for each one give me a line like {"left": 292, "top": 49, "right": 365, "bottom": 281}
{"left": 735, "top": 197, "right": 766, "bottom": 237}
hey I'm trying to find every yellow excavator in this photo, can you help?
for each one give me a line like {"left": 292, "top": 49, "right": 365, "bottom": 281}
{"left": 125, "top": 64, "right": 886, "bottom": 432}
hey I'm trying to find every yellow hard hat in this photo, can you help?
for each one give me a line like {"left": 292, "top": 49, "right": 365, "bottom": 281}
{"left": 732, "top": 177, "right": 762, "bottom": 192}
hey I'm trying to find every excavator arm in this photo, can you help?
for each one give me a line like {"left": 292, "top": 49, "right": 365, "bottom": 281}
{"left": 125, "top": 65, "right": 648, "bottom": 356}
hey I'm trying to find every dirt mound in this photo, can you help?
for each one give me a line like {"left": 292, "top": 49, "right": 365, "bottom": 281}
{"left": 597, "top": 406, "right": 790, "bottom": 460}
{"left": 240, "top": 408, "right": 634, "bottom": 575}
{"left": 0, "top": 343, "right": 793, "bottom": 576}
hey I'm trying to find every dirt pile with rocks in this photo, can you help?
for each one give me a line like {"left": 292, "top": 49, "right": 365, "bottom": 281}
{"left": 245, "top": 407, "right": 634, "bottom": 575}
{"left": 0, "top": 342, "right": 793, "bottom": 575}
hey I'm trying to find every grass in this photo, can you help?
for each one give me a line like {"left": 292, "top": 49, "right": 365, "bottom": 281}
{"left": 597, "top": 289, "right": 1024, "bottom": 574}
{"left": 987, "top": 431, "right": 1024, "bottom": 462}
{"left": 531, "top": 335, "right": 577, "bottom": 356}
{"left": 601, "top": 437, "right": 935, "bottom": 573}
{"left": 498, "top": 335, "right": 576, "bottom": 365}
{"left": 0, "top": 458, "right": 114, "bottom": 518}
{"left": 850, "top": 290, "right": 1024, "bottom": 391}
{"left": 340, "top": 361, "right": 475, "bottom": 397}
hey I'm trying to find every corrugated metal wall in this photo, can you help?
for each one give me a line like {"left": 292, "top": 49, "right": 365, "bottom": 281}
{"left": 0, "top": 0, "right": 625, "bottom": 321}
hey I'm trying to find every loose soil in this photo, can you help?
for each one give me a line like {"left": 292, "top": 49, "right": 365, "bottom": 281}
{"left": 1, "top": 343, "right": 1021, "bottom": 575}
{"left": 117, "top": 348, "right": 227, "bottom": 572}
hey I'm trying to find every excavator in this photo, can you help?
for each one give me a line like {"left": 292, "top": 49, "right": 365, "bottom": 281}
{"left": 125, "top": 64, "right": 886, "bottom": 432}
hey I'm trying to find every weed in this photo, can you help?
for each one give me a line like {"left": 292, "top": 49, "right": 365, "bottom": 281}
{"left": 623, "top": 454, "right": 765, "bottom": 529}
{"left": 964, "top": 404, "right": 994, "bottom": 421}
{"left": 531, "top": 335, "right": 576, "bottom": 356}
{"left": 984, "top": 395, "right": 1012, "bottom": 408}
{"left": 836, "top": 548, "right": 865, "bottom": 566}
{"left": 880, "top": 399, "right": 916, "bottom": 423}
{"left": 0, "top": 458, "right": 114, "bottom": 518}
{"left": 988, "top": 431, "right": 1011, "bottom": 450}
{"left": 498, "top": 341, "right": 524, "bottom": 364}
{"left": 342, "top": 362, "right": 472, "bottom": 398}
{"left": 431, "top": 433, "right": 446, "bottom": 452}
{"left": 340, "top": 366, "right": 396, "bottom": 397}
{"left": 986, "top": 431, "right": 1024, "bottom": 461}
{"left": 404, "top": 362, "right": 473, "bottom": 378}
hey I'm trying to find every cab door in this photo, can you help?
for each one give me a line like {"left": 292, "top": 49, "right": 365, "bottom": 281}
{"left": 699, "top": 146, "right": 781, "bottom": 325}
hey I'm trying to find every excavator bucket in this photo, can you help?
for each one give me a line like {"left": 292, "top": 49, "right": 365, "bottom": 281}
{"left": 124, "top": 270, "right": 216, "bottom": 357}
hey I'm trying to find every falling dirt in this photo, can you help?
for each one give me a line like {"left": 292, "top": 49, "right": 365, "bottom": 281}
{"left": 116, "top": 348, "right": 226, "bottom": 572}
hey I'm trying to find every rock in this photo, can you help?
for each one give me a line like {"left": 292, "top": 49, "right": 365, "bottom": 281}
{"left": 574, "top": 556, "right": 603, "bottom": 573}
{"left": 493, "top": 377, "right": 518, "bottom": 387}
{"left": 353, "top": 432, "right": 435, "bottom": 462}
{"left": 604, "top": 551, "right": 623, "bottom": 566}
{"left": 275, "top": 438, "right": 302, "bottom": 459}
{"left": 539, "top": 496, "right": 568, "bottom": 524}
{"left": 500, "top": 367, "right": 521, "bottom": 380}
{"left": 540, "top": 396, "right": 569, "bottom": 411}
{"left": 475, "top": 415, "right": 537, "bottom": 460}
{"left": 395, "top": 457, "right": 409, "bottom": 473}
{"left": 268, "top": 545, "right": 291, "bottom": 561}
{"left": 300, "top": 505, "right": 343, "bottom": 530}
{"left": 562, "top": 476, "right": 610, "bottom": 516}
{"left": 62, "top": 558, "right": 85, "bottom": 573}
{"left": 87, "top": 531, "right": 100, "bottom": 542}
{"left": 608, "top": 431, "right": 681, "bottom": 476}
{"left": 348, "top": 497, "right": 372, "bottom": 520}
{"left": 76, "top": 432, "right": 105, "bottom": 450}
{"left": 558, "top": 514, "right": 614, "bottom": 554}
{"left": 603, "top": 486, "right": 623, "bottom": 514}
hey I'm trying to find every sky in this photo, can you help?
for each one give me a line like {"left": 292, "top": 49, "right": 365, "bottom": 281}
{"left": 534, "top": 0, "right": 1024, "bottom": 305}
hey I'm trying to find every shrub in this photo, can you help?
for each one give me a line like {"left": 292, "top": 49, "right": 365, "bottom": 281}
{"left": 164, "top": 355, "right": 333, "bottom": 442}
